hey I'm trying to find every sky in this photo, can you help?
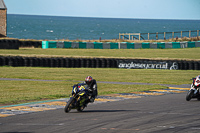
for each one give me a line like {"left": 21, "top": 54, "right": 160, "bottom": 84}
{"left": 4, "top": 0, "right": 200, "bottom": 20}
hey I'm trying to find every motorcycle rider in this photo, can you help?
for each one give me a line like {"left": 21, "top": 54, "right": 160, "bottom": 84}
{"left": 191, "top": 75, "right": 200, "bottom": 91}
{"left": 74, "top": 76, "right": 98, "bottom": 103}
{"left": 186, "top": 75, "right": 200, "bottom": 101}
{"left": 83, "top": 76, "right": 98, "bottom": 103}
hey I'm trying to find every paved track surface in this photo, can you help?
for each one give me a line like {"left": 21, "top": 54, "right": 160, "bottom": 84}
{"left": 1, "top": 89, "right": 200, "bottom": 133}
{"left": 0, "top": 78, "right": 195, "bottom": 133}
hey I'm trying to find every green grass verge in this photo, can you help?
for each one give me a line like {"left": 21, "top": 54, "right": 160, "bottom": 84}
{"left": 0, "top": 67, "right": 197, "bottom": 84}
{"left": 0, "top": 48, "right": 200, "bottom": 60}
{"left": 0, "top": 80, "right": 163, "bottom": 105}
{"left": 0, "top": 67, "right": 198, "bottom": 105}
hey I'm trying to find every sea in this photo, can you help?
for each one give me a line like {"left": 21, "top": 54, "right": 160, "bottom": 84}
{"left": 7, "top": 14, "right": 200, "bottom": 40}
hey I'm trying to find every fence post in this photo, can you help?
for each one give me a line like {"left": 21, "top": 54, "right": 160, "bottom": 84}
{"left": 197, "top": 30, "right": 199, "bottom": 37}
{"left": 164, "top": 32, "right": 166, "bottom": 40}
{"left": 148, "top": 33, "right": 150, "bottom": 40}
{"left": 189, "top": 30, "right": 191, "bottom": 38}
{"left": 139, "top": 33, "right": 141, "bottom": 40}
{"left": 156, "top": 32, "right": 158, "bottom": 40}
{"left": 181, "top": 31, "right": 183, "bottom": 38}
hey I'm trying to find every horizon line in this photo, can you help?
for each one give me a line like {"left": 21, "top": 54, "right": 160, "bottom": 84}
{"left": 7, "top": 13, "right": 200, "bottom": 21}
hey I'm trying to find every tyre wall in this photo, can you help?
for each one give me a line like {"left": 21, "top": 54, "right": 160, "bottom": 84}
{"left": 0, "top": 39, "right": 42, "bottom": 49}
{"left": 19, "top": 41, "right": 42, "bottom": 48}
{"left": 0, "top": 39, "right": 20, "bottom": 49}
{"left": 0, "top": 56, "right": 200, "bottom": 70}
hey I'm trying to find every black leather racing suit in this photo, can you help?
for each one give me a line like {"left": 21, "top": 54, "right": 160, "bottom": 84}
{"left": 84, "top": 79, "right": 98, "bottom": 102}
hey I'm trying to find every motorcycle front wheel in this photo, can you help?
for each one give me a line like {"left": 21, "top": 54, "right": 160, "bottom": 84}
{"left": 64, "top": 97, "right": 75, "bottom": 113}
{"left": 186, "top": 90, "right": 194, "bottom": 101}
{"left": 77, "top": 106, "right": 85, "bottom": 112}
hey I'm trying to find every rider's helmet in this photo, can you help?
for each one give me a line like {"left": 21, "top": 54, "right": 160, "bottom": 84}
{"left": 85, "top": 76, "right": 93, "bottom": 85}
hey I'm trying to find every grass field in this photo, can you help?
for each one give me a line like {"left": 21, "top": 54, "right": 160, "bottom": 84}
{"left": 0, "top": 48, "right": 200, "bottom": 105}
{"left": 0, "top": 67, "right": 198, "bottom": 105}
{"left": 0, "top": 48, "right": 200, "bottom": 60}
{"left": 0, "top": 79, "right": 163, "bottom": 105}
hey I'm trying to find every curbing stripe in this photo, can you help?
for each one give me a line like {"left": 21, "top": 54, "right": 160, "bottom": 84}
{"left": 21, "top": 107, "right": 56, "bottom": 112}
{"left": 40, "top": 101, "right": 66, "bottom": 106}
{"left": 0, "top": 114, "right": 14, "bottom": 117}
{"left": 149, "top": 89, "right": 185, "bottom": 93}
{"left": 169, "top": 87, "right": 190, "bottom": 90}
{"left": 95, "top": 98, "right": 117, "bottom": 102}
{"left": 104, "top": 94, "right": 142, "bottom": 99}
{"left": 1, "top": 106, "right": 31, "bottom": 110}
{"left": 130, "top": 92, "right": 165, "bottom": 96}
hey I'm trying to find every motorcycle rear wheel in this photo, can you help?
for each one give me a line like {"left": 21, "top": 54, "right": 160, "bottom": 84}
{"left": 186, "top": 90, "right": 194, "bottom": 101}
{"left": 64, "top": 97, "right": 75, "bottom": 113}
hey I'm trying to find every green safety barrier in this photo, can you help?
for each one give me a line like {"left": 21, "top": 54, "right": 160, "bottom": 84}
{"left": 127, "top": 43, "right": 134, "bottom": 49}
{"left": 172, "top": 42, "right": 181, "bottom": 48}
{"left": 188, "top": 42, "right": 195, "bottom": 48}
{"left": 42, "top": 41, "right": 57, "bottom": 49}
{"left": 48, "top": 41, "right": 57, "bottom": 48}
{"left": 64, "top": 42, "right": 71, "bottom": 48}
{"left": 42, "top": 41, "right": 200, "bottom": 49}
{"left": 94, "top": 42, "right": 103, "bottom": 49}
{"left": 110, "top": 43, "right": 118, "bottom": 49}
{"left": 42, "top": 41, "right": 48, "bottom": 49}
{"left": 157, "top": 42, "right": 165, "bottom": 49}
{"left": 142, "top": 43, "right": 150, "bottom": 49}
{"left": 79, "top": 42, "right": 87, "bottom": 49}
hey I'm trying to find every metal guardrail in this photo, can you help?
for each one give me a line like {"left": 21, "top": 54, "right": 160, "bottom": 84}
{"left": 119, "top": 30, "right": 200, "bottom": 40}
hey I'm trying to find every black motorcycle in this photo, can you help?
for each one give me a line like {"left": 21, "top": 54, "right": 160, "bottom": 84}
{"left": 64, "top": 83, "right": 90, "bottom": 113}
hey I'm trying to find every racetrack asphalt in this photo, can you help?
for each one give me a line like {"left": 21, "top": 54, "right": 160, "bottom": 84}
{"left": 0, "top": 78, "right": 196, "bottom": 133}
{"left": 1, "top": 89, "right": 200, "bottom": 133}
